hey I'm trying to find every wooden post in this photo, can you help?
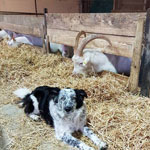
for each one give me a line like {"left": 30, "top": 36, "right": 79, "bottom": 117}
{"left": 34, "top": 0, "right": 38, "bottom": 16}
{"left": 139, "top": 8, "right": 150, "bottom": 97}
{"left": 42, "top": 8, "right": 50, "bottom": 53}
{"left": 42, "top": 24, "right": 46, "bottom": 53}
{"left": 46, "top": 35, "right": 50, "bottom": 53}
{"left": 128, "top": 18, "right": 144, "bottom": 93}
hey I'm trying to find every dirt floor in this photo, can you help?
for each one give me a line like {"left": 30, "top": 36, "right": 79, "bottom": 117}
{"left": 0, "top": 40, "right": 150, "bottom": 150}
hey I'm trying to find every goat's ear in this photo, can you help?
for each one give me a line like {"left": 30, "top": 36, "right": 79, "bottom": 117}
{"left": 12, "top": 34, "right": 16, "bottom": 41}
{"left": 74, "top": 89, "right": 88, "bottom": 109}
{"left": 83, "top": 57, "right": 90, "bottom": 66}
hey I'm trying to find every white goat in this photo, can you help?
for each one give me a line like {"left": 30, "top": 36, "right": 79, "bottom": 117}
{"left": 0, "top": 29, "right": 11, "bottom": 39}
{"left": 7, "top": 36, "right": 33, "bottom": 47}
{"left": 7, "top": 35, "right": 73, "bottom": 58}
{"left": 72, "top": 32, "right": 117, "bottom": 75}
{"left": 49, "top": 42, "right": 73, "bottom": 58}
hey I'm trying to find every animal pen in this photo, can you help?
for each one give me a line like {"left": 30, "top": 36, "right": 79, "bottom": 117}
{"left": 0, "top": 9, "right": 150, "bottom": 150}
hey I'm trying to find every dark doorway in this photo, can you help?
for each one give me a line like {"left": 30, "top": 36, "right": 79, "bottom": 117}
{"left": 89, "top": 0, "right": 113, "bottom": 13}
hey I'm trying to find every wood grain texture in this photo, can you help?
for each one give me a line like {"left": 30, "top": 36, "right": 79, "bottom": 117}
{"left": 128, "top": 19, "right": 144, "bottom": 92}
{"left": 0, "top": 22, "right": 42, "bottom": 37}
{"left": 47, "top": 13, "right": 146, "bottom": 36}
{"left": 47, "top": 28, "right": 133, "bottom": 57}
{"left": 0, "top": 13, "right": 146, "bottom": 58}
{"left": 0, "top": 15, "right": 43, "bottom": 37}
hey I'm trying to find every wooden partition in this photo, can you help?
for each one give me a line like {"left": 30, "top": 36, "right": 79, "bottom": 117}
{"left": 0, "top": 0, "right": 81, "bottom": 13}
{"left": 46, "top": 13, "right": 145, "bottom": 58}
{"left": 0, "top": 12, "right": 147, "bottom": 94}
{"left": 0, "top": 13, "right": 146, "bottom": 57}
{"left": 0, "top": 14, "right": 43, "bottom": 37}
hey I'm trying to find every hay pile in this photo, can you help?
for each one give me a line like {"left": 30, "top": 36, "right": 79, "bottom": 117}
{"left": 0, "top": 40, "right": 150, "bottom": 150}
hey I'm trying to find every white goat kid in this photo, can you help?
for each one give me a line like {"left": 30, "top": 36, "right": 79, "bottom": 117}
{"left": 7, "top": 36, "right": 33, "bottom": 47}
{"left": 50, "top": 42, "right": 74, "bottom": 58}
{"left": 0, "top": 29, "right": 11, "bottom": 40}
{"left": 72, "top": 32, "right": 117, "bottom": 75}
{"left": 7, "top": 34, "right": 74, "bottom": 58}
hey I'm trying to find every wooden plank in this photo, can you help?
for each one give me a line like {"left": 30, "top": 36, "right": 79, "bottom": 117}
{"left": 0, "top": 0, "right": 80, "bottom": 13}
{"left": 0, "top": 22, "right": 42, "bottom": 37}
{"left": 139, "top": 8, "right": 150, "bottom": 97}
{"left": 0, "top": 11, "right": 43, "bottom": 15}
{"left": 47, "top": 13, "right": 146, "bottom": 37}
{"left": 47, "top": 29, "right": 133, "bottom": 58}
{"left": 36, "top": 0, "right": 80, "bottom": 13}
{"left": 0, "top": 0, "right": 36, "bottom": 13}
{"left": 128, "top": 18, "right": 144, "bottom": 93}
{"left": 0, "top": 15, "right": 43, "bottom": 37}
{"left": 2, "top": 15, "right": 43, "bottom": 27}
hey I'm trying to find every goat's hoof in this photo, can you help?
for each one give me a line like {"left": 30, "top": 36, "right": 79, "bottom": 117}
{"left": 99, "top": 142, "right": 108, "bottom": 150}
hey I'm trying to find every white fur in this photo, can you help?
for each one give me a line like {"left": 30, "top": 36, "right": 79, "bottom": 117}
{"left": 50, "top": 42, "right": 73, "bottom": 58}
{"left": 72, "top": 49, "right": 117, "bottom": 75}
{"left": 0, "top": 30, "right": 10, "bottom": 39}
{"left": 14, "top": 87, "right": 108, "bottom": 150}
{"left": 13, "top": 88, "right": 31, "bottom": 99}
{"left": 29, "top": 113, "right": 40, "bottom": 121}
{"left": 7, "top": 37, "right": 33, "bottom": 47}
{"left": 49, "top": 89, "right": 108, "bottom": 150}
{"left": 50, "top": 42, "right": 64, "bottom": 53}
{"left": 30, "top": 95, "right": 39, "bottom": 115}
{"left": 50, "top": 100, "right": 86, "bottom": 139}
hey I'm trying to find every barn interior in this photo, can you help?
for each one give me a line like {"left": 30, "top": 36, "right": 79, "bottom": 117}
{"left": 0, "top": 0, "right": 150, "bottom": 150}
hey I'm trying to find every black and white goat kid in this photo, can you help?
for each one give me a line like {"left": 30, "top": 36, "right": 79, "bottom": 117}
{"left": 14, "top": 86, "right": 108, "bottom": 150}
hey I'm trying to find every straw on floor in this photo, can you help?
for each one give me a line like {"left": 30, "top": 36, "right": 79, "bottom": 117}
{"left": 0, "top": 40, "right": 150, "bottom": 150}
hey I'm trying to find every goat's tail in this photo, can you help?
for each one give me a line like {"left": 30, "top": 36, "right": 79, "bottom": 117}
{"left": 13, "top": 87, "right": 31, "bottom": 99}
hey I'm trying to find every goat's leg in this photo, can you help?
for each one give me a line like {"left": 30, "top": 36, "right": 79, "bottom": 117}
{"left": 58, "top": 133, "right": 95, "bottom": 150}
{"left": 81, "top": 126, "right": 108, "bottom": 150}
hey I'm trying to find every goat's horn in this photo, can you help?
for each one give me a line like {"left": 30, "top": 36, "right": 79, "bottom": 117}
{"left": 74, "top": 31, "right": 86, "bottom": 55}
{"left": 11, "top": 33, "right": 16, "bottom": 41}
{"left": 77, "top": 34, "right": 112, "bottom": 56}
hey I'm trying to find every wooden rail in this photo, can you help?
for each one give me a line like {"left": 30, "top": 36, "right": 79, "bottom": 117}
{"left": 46, "top": 13, "right": 146, "bottom": 58}
{"left": 0, "top": 15, "right": 43, "bottom": 37}
{"left": 0, "top": 12, "right": 148, "bottom": 96}
{"left": 0, "top": 13, "right": 146, "bottom": 57}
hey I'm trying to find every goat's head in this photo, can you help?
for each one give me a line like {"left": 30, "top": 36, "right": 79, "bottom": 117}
{"left": 72, "top": 55, "right": 90, "bottom": 74}
{"left": 7, "top": 35, "right": 19, "bottom": 47}
{"left": 72, "top": 32, "right": 112, "bottom": 75}
{"left": 72, "top": 31, "right": 87, "bottom": 74}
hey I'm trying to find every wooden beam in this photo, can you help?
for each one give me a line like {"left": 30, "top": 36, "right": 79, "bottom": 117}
{"left": 0, "top": 22, "right": 42, "bottom": 37}
{"left": 128, "top": 18, "right": 144, "bottom": 93}
{"left": 139, "top": 8, "right": 150, "bottom": 97}
{"left": 47, "top": 28, "right": 134, "bottom": 58}
{"left": 0, "top": 11, "right": 43, "bottom": 15}
{"left": 0, "top": 14, "right": 43, "bottom": 37}
{"left": 47, "top": 13, "right": 146, "bottom": 37}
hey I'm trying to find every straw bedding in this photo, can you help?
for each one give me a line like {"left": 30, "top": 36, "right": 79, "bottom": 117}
{"left": 0, "top": 40, "right": 150, "bottom": 150}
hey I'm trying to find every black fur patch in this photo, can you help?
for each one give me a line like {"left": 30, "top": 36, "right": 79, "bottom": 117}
{"left": 21, "top": 86, "right": 60, "bottom": 127}
{"left": 75, "top": 89, "right": 88, "bottom": 109}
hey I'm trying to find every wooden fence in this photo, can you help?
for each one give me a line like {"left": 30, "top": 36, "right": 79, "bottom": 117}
{"left": 0, "top": 12, "right": 147, "bottom": 95}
